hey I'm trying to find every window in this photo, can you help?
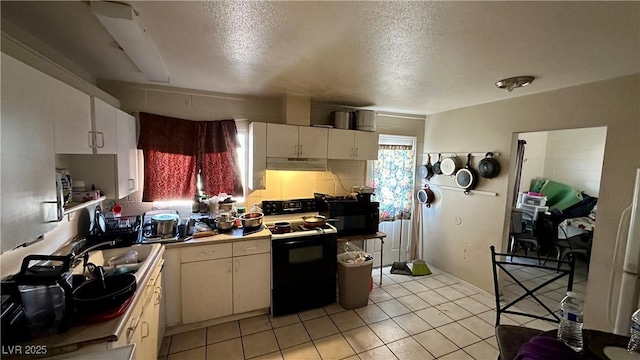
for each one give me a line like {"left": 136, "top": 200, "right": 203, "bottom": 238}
{"left": 138, "top": 113, "right": 243, "bottom": 202}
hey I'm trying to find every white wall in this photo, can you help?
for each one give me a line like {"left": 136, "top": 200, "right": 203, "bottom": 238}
{"left": 98, "top": 80, "right": 426, "bottom": 211}
{"left": 518, "top": 131, "right": 548, "bottom": 193}
{"left": 423, "top": 74, "right": 640, "bottom": 331}
{"left": 543, "top": 127, "right": 607, "bottom": 197}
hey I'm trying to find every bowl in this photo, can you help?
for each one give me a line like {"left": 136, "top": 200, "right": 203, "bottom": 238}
{"left": 215, "top": 217, "right": 235, "bottom": 230}
{"left": 240, "top": 212, "right": 263, "bottom": 229}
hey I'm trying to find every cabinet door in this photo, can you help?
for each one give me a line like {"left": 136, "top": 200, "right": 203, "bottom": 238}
{"left": 266, "top": 124, "right": 298, "bottom": 157}
{"left": 327, "top": 129, "right": 355, "bottom": 160}
{"left": 354, "top": 131, "right": 379, "bottom": 160}
{"left": 248, "top": 122, "right": 266, "bottom": 190}
{"left": 233, "top": 253, "right": 271, "bottom": 314}
{"left": 163, "top": 249, "right": 181, "bottom": 327}
{"left": 1, "top": 54, "right": 58, "bottom": 253}
{"left": 181, "top": 259, "right": 233, "bottom": 323}
{"left": 298, "top": 127, "right": 328, "bottom": 159}
{"left": 138, "top": 285, "right": 160, "bottom": 360}
{"left": 51, "top": 78, "right": 92, "bottom": 154}
{"left": 93, "top": 97, "right": 118, "bottom": 154}
{"left": 116, "top": 109, "right": 138, "bottom": 199}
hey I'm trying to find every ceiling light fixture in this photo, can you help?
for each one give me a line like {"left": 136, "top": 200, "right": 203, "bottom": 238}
{"left": 91, "top": 1, "right": 169, "bottom": 83}
{"left": 495, "top": 76, "right": 535, "bottom": 92}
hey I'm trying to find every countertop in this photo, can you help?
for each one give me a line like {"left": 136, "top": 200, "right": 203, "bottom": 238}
{"left": 5, "top": 245, "right": 165, "bottom": 359}
{"left": 164, "top": 227, "right": 272, "bottom": 249}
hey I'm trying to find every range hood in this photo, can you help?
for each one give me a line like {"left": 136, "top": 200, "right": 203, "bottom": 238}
{"left": 265, "top": 95, "right": 327, "bottom": 171}
{"left": 267, "top": 157, "right": 327, "bottom": 171}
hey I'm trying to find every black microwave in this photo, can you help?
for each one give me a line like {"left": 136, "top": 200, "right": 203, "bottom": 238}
{"left": 318, "top": 200, "right": 379, "bottom": 236}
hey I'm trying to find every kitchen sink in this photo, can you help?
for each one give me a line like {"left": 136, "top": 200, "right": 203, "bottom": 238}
{"left": 72, "top": 244, "right": 161, "bottom": 281}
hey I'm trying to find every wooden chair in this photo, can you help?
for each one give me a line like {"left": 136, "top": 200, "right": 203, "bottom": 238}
{"left": 490, "top": 245, "right": 576, "bottom": 326}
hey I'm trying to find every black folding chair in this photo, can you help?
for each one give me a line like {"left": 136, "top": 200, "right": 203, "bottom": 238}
{"left": 490, "top": 245, "right": 576, "bottom": 326}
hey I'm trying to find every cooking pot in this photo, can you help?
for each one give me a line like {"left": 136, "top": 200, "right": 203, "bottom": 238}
{"left": 356, "top": 110, "right": 376, "bottom": 132}
{"left": 478, "top": 152, "right": 501, "bottom": 178}
{"left": 440, "top": 155, "right": 462, "bottom": 176}
{"left": 455, "top": 154, "right": 479, "bottom": 195}
{"left": 333, "top": 111, "right": 353, "bottom": 129}
{"left": 151, "top": 214, "right": 179, "bottom": 237}
{"left": 301, "top": 215, "right": 337, "bottom": 228}
{"left": 416, "top": 187, "right": 436, "bottom": 207}
{"left": 418, "top": 154, "right": 435, "bottom": 180}
{"left": 240, "top": 212, "right": 264, "bottom": 228}
{"left": 272, "top": 222, "right": 291, "bottom": 234}
{"left": 215, "top": 217, "right": 235, "bottom": 231}
{"left": 432, "top": 154, "right": 443, "bottom": 175}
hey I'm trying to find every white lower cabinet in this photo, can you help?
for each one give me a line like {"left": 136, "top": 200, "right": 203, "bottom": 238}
{"left": 181, "top": 258, "right": 233, "bottom": 323}
{"left": 113, "top": 262, "right": 163, "bottom": 360}
{"left": 172, "top": 238, "right": 271, "bottom": 326}
{"left": 233, "top": 253, "right": 271, "bottom": 314}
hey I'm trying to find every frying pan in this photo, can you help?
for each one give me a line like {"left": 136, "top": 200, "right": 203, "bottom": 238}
{"left": 440, "top": 155, "right": 462, "bottom": 176}
{"left": 432, "top": 154, "right": 443, "bottom": 175}
{"left": 455, "top": 153, "right": 479, "bottom": 195}
{"left": 478, "top": 152, "right": 501, "bottom": 178}
{"left": 416, "top": 186, "right": 436, "bottom": 207}
{"left": 301, "top": 215, "right": 337, "bottom": 227}
{"left": 417, "top": 154, "right": 435, "bottom": 180}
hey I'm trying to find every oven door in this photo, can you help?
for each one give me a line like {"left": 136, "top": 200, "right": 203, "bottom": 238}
{"left": 272, "top": 235, "right": 337, "bottom": 284}
{"left": 271, "top": 234, "right": 337, "bottom": 316}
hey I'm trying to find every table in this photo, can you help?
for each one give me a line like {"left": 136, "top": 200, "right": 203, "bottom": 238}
{"left": 496, "top": 325, "right": 630, "bottom": 360}
{"left": 337, "top": 232, "right": 387, "bottom": 286}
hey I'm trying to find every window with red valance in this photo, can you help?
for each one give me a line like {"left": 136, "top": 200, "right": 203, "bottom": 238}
{"left": 138, "top": 112, "right": 243, "bottom": 202}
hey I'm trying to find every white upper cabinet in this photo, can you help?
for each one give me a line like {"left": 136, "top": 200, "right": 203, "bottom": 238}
{"left": 248, "top": 122, "right": 267, "bottom": 190}
{"left": 266, "top": 124, "right": 299, "bottom": 157}
{"left": 328, "top": 129, "right": 379, "bottom": 160}
{"left": 298, "top": 127, "right": 328, "bottom": 158}
{"left": 354, "top": 131, "right": 379, "bottom": 160}
{"left": 266, "top": 123, "right": 328, "bottom": 158}
{"left": 52, "top": 79, "right": 92, "bottom": 154}
{"left": 1, "top": 53, "right": 58, "bottom": 252}
{"left": 93, "top": 97, "right": 118, "bottom": 154}
{"left": 116, "top": 109, "right": 138, "bottom": 199}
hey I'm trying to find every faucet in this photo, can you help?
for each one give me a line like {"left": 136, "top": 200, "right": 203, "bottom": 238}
{"left": 71, "top": 240, "right": 116, "bottom": 268}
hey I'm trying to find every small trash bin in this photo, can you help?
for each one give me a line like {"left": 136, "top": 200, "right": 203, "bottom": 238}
{"left": 337, "top": 252, "right": 374, "bottom": 310}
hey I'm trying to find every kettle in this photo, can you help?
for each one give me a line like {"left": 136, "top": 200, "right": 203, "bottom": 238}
{"left": 12, "top": 255, "right": 74, "bottom": 337}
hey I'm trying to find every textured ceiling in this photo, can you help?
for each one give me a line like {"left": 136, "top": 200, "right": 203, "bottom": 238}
{"left": 2, "top": 1, "right": 639, "bottom": 114}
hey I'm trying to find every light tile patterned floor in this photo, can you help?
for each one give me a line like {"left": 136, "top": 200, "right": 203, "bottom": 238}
{"left": 158, "top": 260, "right": 589, "bottom": 360}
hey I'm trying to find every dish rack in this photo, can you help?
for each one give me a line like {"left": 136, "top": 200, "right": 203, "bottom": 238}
{"left": 104, "top": 215, "right": 141, "bottom": 234}
{"left": 88, "top": 215, "right": 141, "bottom": 246}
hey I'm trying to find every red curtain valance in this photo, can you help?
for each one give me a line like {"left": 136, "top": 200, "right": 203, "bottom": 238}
{"left": 138, "top": 112, "right": 242, "bottom": 201}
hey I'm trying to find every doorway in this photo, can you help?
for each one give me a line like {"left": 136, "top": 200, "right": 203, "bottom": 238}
{"left": 504, "top": 127, "right": 606, "bottom": 310}
{"left": 366, "top": 135, "right": 417, "bottom": 267}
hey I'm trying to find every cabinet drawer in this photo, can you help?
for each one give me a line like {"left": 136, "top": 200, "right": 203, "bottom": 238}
{"left": 233, "top": 239, "right": 271, "bottom": 256}
{"left": 181, "top": 243, "right": 232, "bottom": 263}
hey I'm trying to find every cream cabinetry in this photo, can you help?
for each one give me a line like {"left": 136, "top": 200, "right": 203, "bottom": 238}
{"left": 327, "top": 129, "right": 379, "bottom": 160}
{"left": 93, "top": 97, "right": 118, "bottom": 154}
{"left": 266, "top": 124, "right": 328, "bottom": 158}
{"left": 116, "top": 109, "right": 138, "bottom": 198}
{"left": 172, "top": 238, "right": 271, "bottom": 326}
{"left": 52, "top": 89, "right": 119, "bottom": 155}
{"left": 1, "top": 53, "right": 60, "bottom": 252}
{"left": 51, "top": 80, "right": 92, "bottom": 154}
{"left": 248, "top": 122, "right": 267, "bottom": 190}
{"left": 182, "top": 258, "right": 233, "bottom": 323}
{"left": 114, "top": 259, "right": 163, "bottom": 360}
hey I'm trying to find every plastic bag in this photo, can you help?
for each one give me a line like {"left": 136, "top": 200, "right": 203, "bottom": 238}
{"left": 338, "top": 241, "right": 374, "bottom": 264}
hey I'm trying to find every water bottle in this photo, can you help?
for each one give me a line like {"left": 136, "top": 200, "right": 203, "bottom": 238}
{"left": 628, "top": 309, "right": 640, "bottom": 352}
{"left": 558, "top": 291, "right": 584, "bottom": 351}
